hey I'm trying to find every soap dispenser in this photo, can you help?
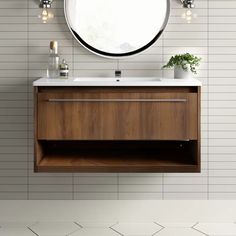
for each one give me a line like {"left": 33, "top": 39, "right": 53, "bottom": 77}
{"left": 59, "top": 59, "right": 69, "bottom": 78}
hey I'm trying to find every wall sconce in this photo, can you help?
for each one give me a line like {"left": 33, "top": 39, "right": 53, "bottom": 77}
{"left": 180, "top": 0, "right": 196, "bottom": 24}
{"left": 38, "top": 0, "right": 54, "bottom": 24}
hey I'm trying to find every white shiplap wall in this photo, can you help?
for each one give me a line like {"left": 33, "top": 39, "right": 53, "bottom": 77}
{"left": 0, "top": 0, "right": 234, "bottom": 200}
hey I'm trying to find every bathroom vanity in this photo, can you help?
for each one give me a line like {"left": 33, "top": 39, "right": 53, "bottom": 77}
{"left": 33, "top": 77, "right": 201, "bottom": 173}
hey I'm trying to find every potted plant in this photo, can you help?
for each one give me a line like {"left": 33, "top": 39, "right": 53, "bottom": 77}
{"left": 162, "top": 53, "right": 201, "bottom": 79}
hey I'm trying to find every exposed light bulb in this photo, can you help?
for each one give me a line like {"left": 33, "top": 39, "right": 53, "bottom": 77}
{"left": 186, "top": 9, "right": 192, "bottom": 16}
{"left": 38, "top": 8, "right": 54, "bottom": 23}
{"left": 42, "top": 16, "right": 48, "bottom": 23}
{"left": 181, "top": 8, "right": 196, "bottom": 24}
{"left": 42, "top": 9, "right": 48, "bottom": 16}
{"left": 186, "top": 16, "right": 192, "bottom": 23}
{"left": 181, "top": 0, "right": 196, "bottom": 23}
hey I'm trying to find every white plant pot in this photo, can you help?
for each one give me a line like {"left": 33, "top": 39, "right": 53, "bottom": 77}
{"left": 174, "top": 65, "right": 192, "bottom": 79}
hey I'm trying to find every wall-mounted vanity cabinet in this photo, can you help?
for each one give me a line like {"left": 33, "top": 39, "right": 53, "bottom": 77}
{"left": 34, "top": 78, "right": 201, "bottom": 173}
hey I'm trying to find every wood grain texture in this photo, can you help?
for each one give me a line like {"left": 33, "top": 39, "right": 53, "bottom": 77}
{"left": 37, "top": 140, "right": 199, "bottom": 173}
{"left": 37, "top": 89, "right": 197, "bottom": 140}
{"left": 197, "top": 86, "right": 201, "bottom": 172}
{"left": 34, "top": 86, "right": 200, "bottom": 173}
{"left": 34, "top": 87, "right": 44, "bottom": 172}
{"left": 37, "top": 154, "right": 199, "bottom": 173}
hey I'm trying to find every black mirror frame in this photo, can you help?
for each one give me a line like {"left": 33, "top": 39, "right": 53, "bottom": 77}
{"left": 64, "top": 0, "right": 170, "bottom": 58}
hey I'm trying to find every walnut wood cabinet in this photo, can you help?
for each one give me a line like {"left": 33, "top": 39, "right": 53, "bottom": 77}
{"left": 34, "top": 86, "right": 201, "bottom": 173}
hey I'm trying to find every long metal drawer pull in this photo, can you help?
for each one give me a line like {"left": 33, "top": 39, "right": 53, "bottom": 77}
{"left": 47, "top": 98, "right": 187, "bottom": 102}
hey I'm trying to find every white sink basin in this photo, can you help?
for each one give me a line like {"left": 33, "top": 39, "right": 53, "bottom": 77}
{"left": 73, "top": 77, "right": 162, "bottom": 82}
{"left": 33, "top": 77, "right": 202, "bottom": 87}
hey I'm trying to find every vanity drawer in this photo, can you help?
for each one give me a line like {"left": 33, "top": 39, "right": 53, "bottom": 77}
{"left": 37, "top": 91, "right": 198, "bottom": 140}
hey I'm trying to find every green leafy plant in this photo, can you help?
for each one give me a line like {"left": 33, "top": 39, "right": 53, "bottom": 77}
{"left": 162, "top": 53, "right": 201, "bottom": 74}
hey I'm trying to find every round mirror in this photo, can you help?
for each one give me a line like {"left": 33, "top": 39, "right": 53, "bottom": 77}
{"left": 65, "top": 0, "right": 170, "bottom": 58}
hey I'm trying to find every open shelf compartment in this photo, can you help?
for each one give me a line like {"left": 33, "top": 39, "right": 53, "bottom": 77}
{"left": 35, "top": 140, "right": 200, "bottom": 173}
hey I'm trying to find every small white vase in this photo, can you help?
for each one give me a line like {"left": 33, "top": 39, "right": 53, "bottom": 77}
{"left": 174, "top": 65, "right": 192, "bottom": 79}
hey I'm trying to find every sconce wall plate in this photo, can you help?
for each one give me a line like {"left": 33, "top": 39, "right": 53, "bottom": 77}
{"left": 181, "top": 0, "right": 195, "bottom": 8}
{"left": 39, "top": 0, "right": 54, "bottom": 8}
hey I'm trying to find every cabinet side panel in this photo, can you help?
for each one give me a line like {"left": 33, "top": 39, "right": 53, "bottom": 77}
{"left": 197, "top": 87, "right": 201, "bottom": 172}
{"left": 34, "top": 87, "right": 43, "bottom": 172}
{"left": 188, "top": 92, "right": 198, "bottom": 140}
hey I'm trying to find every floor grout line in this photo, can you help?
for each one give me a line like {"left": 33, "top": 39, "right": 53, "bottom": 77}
{"left": 109, "top": 226, "right": 124, "bottom": 236}
{"left": 192, "top": 223, "right": 210, "bottom": 236}
{"left": 153, "top": 221, "right": 165, "bottom": 235}
{"left": 74, "top": 221, "right": 83, "bottom": 228}
{"left": 27, "top": 226, "right": 39, "bottom": 236}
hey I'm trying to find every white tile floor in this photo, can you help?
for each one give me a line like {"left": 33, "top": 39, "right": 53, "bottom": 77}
{"left": 1, "top": 221, "right": 236, "bottom": 236}
{"left": 29, "top": 222, "right": 80, "bottom": 236}
{"left": 0, "top": 201, "right": 236, "bottom": 236}
{"left": 111, "top": 222, "right": 163, "bottom": 235}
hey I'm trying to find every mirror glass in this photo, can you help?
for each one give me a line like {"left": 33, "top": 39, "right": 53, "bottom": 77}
{"left": 65, "top": 0, "right": 170, "bottom": 58}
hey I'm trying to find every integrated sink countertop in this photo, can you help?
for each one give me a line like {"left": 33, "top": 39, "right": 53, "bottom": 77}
{"left": 33, "top": 77, "right": 202, "bottom": 87}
